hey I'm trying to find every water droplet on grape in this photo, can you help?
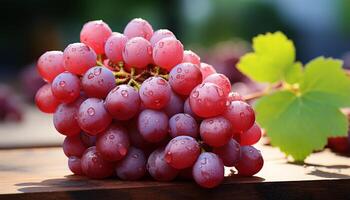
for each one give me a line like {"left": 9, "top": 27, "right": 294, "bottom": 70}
{"left": 87, "top": 107, "right": 95, "bottom": 116}
{"left": 121, "top": 90, "right": 128, "bottom": 97}
{"left": 88, "top": 73, "right": 94, "bottom": 79}
{"left": 94, "top": 68, "right": 102, "bottom": 76}
{"left": 240, "top": 112, "right": 245, "bottom": 118}
{"left": 192, "top": 91, "right": 199, "bottom": 98}
{"left": 157, "top": 78, "right": 166, "bottom": 85}
{"left": 158, "top": 42, "right": 164, "bottom": 48}
{"left": 119, "top": 147, "right": 127, "bottom": 156}
{"left": 59, "top": 81, "right": 66, "bottom": 87}
{"left": 92, "top": 157, "right": 98, "bottom": 163}
{"left": 147, "top": 46, "right": 152, "bottom": 55}
{"left": 165, "top": 152, "right": 172, "bottom": 163}
{"left": 133, "top": 154, "right": 139, "bottom": 158}
{"left": 177, "top": 68, "right": 182, "bottom": 73}
{"left": 209, "top": 120, "right": 214, "bottom": 124}
{"left": 109, "top": 135, "right": 115, "bottom": 140}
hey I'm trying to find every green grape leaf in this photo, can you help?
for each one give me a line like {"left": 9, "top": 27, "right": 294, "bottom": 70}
{"left": 237, "top": 31, "right": 295, "bottom": 83}
{"left": 284, "top": 62, "right": 303, "bottom": 84}
{"left": 255, "top": 57, "right": 350, "bottom": 161}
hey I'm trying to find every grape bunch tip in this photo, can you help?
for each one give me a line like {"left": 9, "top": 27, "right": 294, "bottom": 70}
{"left": 35, "top": 18, "right": 264, "bottom": 188}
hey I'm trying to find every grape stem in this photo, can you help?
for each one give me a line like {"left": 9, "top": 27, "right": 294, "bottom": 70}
{"left": 243, "top": 82, "right": 282, "bottom": 101}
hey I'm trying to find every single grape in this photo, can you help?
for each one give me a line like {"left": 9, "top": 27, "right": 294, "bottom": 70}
{"left": 96, "top": 124, "right": 130, "bottom": 162}
{"left": 63, "top": 43, "right": 97, "bottom": 75}
{"left": 200, "top": 116, "right": 232, "bottom": 147}
{"left": 53, "top": 98, "right": 83, "bottom": 136}
{"left": 78, "top": 98, "right": 112, "bottom": 135}
{"left": 80, "top": 132, "right": 97, "bottom": 147}
{"left": 80, "top": 20, "right": 112, "bottom": 55}
{"left": 105, "top": 32, "right": 128, "bottom": 64}
{"left": 81, "top": 66, "right": 116, "bottom": 99}
{"left": 115, "top": 147, "right": 147, "bottom": 180}
{"left": 203, "top": 73, "right": 231, "bottom": 96}
{"left": 105, "top": 84, "right": 140, "bottom": 120}
{"left": 199, "top": 62, "right": 216, "bottom": 79}
{"left": 327, "top": 137, "right": 350, "bottom": 153}
{"left": 228, "top": 92, "right": 243, "bottom": 101}
{"left": 192, "top": 152, "right": 224, "bottom": 188}
{"left": 213, "top": 138, "right": 240, "bottom": 167}
{"left": 163, "top": 90, "right": 184, "bottom": 117}
{"left": 235, "top": 146, "right": 264, "bottom": 176}
{"left": 150, "top": 29, "right": 176, "bottom": 46}
{"left": 169, "top": 62, "right": 202, "bottom": 96}
{"left": 189, "top": 82, "right": 227, "bottom": 118}
{"left": 68, "top": 156, "right": 83, "bottom": 175}
{"left": 182, "top": 50, "right": 200, "bottom": 66}
{"left": 123, "top": 18, "right": 154, "bottom": 40}
{"left": 238, "top": 123, "right": 262, "bottom": 146}
{"left": 127, "top": 120, "right": 154, "bottom": 151}
{"left": 37, "top": 51, "right": 65, "bottom": 82}
{"left": 223, "top": 100, "right": 255, "bottom": 133}
{"left": 63, "top": 135, "right": 87, "bottom": 157}
{"left": 183, "top": 98, "right": 201, "bottom": 121}
{"left": 123, "top": 37, "right": 152, "bottom": 69}
{"left": 153, "top": 37, "right": 184, "bottom": 71}
{"left": 51, "top": 72, "right": 80, "bottom": 103}
{"left": 137, "top": 109, "right": 169, "bottom": 143}
{"left": 35, "top": 84, "right": 60, "bottom": 113}
{"left": 81, "top": 146, "right": 114, "bottom": 179}
{"left": 169, "top": 113, "right": 198, "bottom": 138}
{"left": 147, "top": 147, "right": 179, "bottom": 181}
{"left": 164, "top": 136, "right": 200, "bottom": 169}
{"left": 139, "top": 77, "right": 171, "bottom": 110}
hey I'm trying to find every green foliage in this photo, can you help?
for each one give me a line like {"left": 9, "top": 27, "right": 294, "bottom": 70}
{"left": 238, "top": 32, "right": 350, "bottom": 161}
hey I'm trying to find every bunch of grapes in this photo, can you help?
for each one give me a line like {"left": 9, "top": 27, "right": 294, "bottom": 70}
{"left": 35, "top": 18, "right": 263, "bottom": 188}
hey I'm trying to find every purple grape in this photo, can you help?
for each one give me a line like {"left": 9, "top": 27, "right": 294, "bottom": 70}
{"left": 147, "top": 147, "right": 179, "bottom": 181}
{"left": 169, "top": 113, "right": 198, "bottom": 138}
{"left": 115, "top": 147, "right": 147, "bottom": 180}
{"left": 137, "top": 109, "right": 169, "bottom": 143}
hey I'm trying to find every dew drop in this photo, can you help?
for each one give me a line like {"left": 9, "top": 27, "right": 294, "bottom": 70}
{"left": 88, "top": 73, "right": 94, "bottom": 79}
{"left": 164, "top": 152, "right": 172, "bottom": 163}
{"left": 158, "top": 42, "right": 164, "bottom": 48}
{"left": 157, "top": 78, "right": 166, "bottom": 85}
{"left": 109, "top": 135, "right": 115, "bottom": 140}
{"left": 94, "top": 67, "right": 102, "bottom": 76}
{"left": 177, "top": 68, "right": 182, "bottom": 73}
{"left": 121, "top": 90, "right": 128, "bottom": 97}
{"left": 192, "top": 91, "right": 199, "bottom": 98}
{"left": 87, "top": 107, "right": 95, "bottom": 116}
{"left": 59, "top": 81, "right": 66, "bottom": 87}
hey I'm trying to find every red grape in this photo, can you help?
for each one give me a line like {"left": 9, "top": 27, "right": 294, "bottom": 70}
{"left": 164, "top": 136, "right": 200, "bottom": 169}
{"left": 63, "top": 43, "right": 97, "bottom": 75}
{"left": 81, "top": 146, "right": 114, "bottom": 179}
{"left": 189, "top": 82, "right": 227, "bottom": 118}
{"left": 123, "top": 37, "right": 153, "bottom": 69}
{"left": 163, "top": 90, "right": 184, "bottom": 117}
{"left": 238, "top": 123, "right": 262, "bottom": 146}
{"left": 37, "top": 51, "right": 65, "bottom": 82}
{"left": 147, "top": 147, "right": 179, "bottom": 181}
{"left": 200, "top": 116, "right": 232, "bottom": 147}
{"left": 182, "top": 50, "right": 200, "bottom": 66}
{"left": 169, "top": 62, "right": 202, "bottom": 96}
{"left": 235, "top": 146, "right": 263, "bottom": 176}
{"left": 213, "top": 138, "right": 240, "bottom": 167}
{"left": 68, "top": 156, "right": 83, "bottom": 175}
{"left": 139, "top": 77, "right": 171, "bottom": 110}
{"left": 105, "top": 84, "right": 140, "bottom": 120}
{"left": 228, "top": 92, "right": 243, "bottom": 101}
{"left": 153, "top": 37, "right": 184, "bottom": 71}
{"left": 63, "top": 135, "right": 87, "bottom": 157}
{"left": 169, "top": 113, "right": 198, "bottom": 138}
{"left": 51, "top": 72, "right": 80, "bottom": 103}
{"left": 150, "top": 29, "right": 175, "bottom": 46}
{"left": 53, "top": 99, "right": 83, "bottom": 136}
{"left": 77, "top": 98, "right": 112, "bottom": 135}
{"left": 96, "top": 124, "right": 130, "bottom": 162}
{"left": 81, "top": 66, "right": 116, "bottom": 98}
{"left": 80, "top": 20, "right": 112, "bottom": 55}
{"left": 35, "top": 84, "right": 60, "bottom": 113}
{"left": 137, "top": 109, "right": 169, "bottom": 143}
{"left": 328, "top": 137, "right": 350, "bottom": 153}
{"left": 203, "top": 73, "right": 231, "bottom": 96}
{"left": 223, "top": 100, "right": 255, "bottom": 133}
{"left": 115, "top": 147, "right": 147, "bottom": 180}
{"left": 123, "top": 18, "right": 153, "bottom": 40}
{"left": 192, "top": 152, "right": 224, "bottom": 188}
{"left": 105, "top": 32, "right": 128, "bottom": 64}
{"left": 199, "top": 62, "right": 216, "bottom": 79}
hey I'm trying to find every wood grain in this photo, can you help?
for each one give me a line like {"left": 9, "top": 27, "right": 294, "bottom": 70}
{"left": 0, "top": 143, "right": 349, "bottom": 200}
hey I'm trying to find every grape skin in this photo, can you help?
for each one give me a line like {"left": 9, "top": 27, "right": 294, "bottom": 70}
{"left": 169, "top": 62, "right": 202, "bottom": 96}
{"left": 80, "top": 132, "right": 97, "bottom": 147}
{"left": 68, "top": 156, "right": 84, "bottom": 175}
{"left": 147, "top": 147, "right": 179, "bottom": 181}
{"left": 238, "top": 123, "right": 262, "bottom": 146}
{"left": 153, "top": 37, "right": 184, "bottom": 71}
{"left": 115, "top": 147, "right": 147, "bottom": 180}
{"left": 182, "top": 50, "right": 201, "bottom": 66}
{"left": 81, "top": 66, "right": 116, "bottom": 99}
{"left": 200, "top": 116, "right": 232, "bottom": 147}
{"left": 169, "top": 113, "right": 198, "bottom": 138}
{"left": 96, "top": 124, "right": 130, "bottom": 162}
{"left": 77, "top": 98, "right": 112, "bottom": 135}
{"left": 123, "top": 18, "right": 154, "bottom": 40}
{"left": 37, "top": 51, "right": 65, "bottom": 83}
{"left": 63, "top": 43, "right": 97, "bottom": 75}
{"left": 123, "top": 37, "right": 153, "bottom": 69}
{"left": 223, "top": 100, "right": 255, "bottom": 133}
{"left": 183, "top": 98, "right": 201, "bottom": 121}
{"left": 203, "top": 73, "right": 232, "bottom": 96}
{"left": 199, "top": 62, "right": 216, "bottom": 79}
{"left": 150, "top": 29, "right": 175, "bottom": 47}
{"left": 235, "top": 146, "right": 264, "bottom": 176}
{"left": 137, "top": 109, "right": 169, "bottom": 143}
{"left": 139, "top": 77, "right": 171, "bottom": 110}
{"left": 192, "top": 152, "right": 224, "bottom": 188}
{"left": 51, "top": 72, "right": 81, "bottom": 103}
{"left": 163, "top": 90, "right": 184, "bottom": 117}
{"left": 63, "top": 135, "right": 87, "bottom": 157}
{"left": 213, "top": 138, "right": 241, "bottom": 167}
{"left": 80, "top": 20, "right": 112, "bottom": 55}
{"left": 53, "top": 99, "right": 83, "bottom": 136}
{"left": 189, "top": 82, "right": 227, "bottom": 118}
{"left": 105, "top": 32, "right": 128, "bottom": 64}
{"left": 81, "top": 146, "right": 114, "bottom": 179}
{"left": 164, "top": 136, "right": 200, "bottom": 169}
{"left": 35, "top": 84, "right": 60, "bottom": 113}
{"left": 228, "top": 92, "right": 243, "bottom": 101}
{"left": 105, "top": 84, "right": 141, "bottom": 121}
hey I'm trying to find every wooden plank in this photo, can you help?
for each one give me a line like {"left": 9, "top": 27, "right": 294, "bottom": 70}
{"left": 0, "top": 143, "right": 349, "bottom": 199}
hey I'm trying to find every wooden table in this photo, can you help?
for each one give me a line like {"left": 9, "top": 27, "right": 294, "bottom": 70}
{"left": 0, "top": 143, "right": 349, "bottom": 200}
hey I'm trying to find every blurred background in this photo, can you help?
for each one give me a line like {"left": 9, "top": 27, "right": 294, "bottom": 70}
{"left": 1, "top": 0, "right": 350, "bottom": 148}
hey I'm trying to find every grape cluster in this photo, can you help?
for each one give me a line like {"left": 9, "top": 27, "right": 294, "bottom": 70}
{"left": 35, "top": 18, "right": 263, "bottom": 188}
